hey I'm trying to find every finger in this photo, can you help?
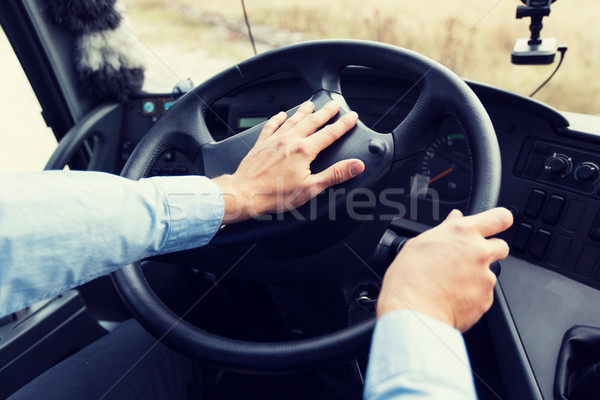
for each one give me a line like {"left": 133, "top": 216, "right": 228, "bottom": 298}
{"left": 256, "top": 111, "right": 287, "bottom": 143}
{"left": 486, "top": 237, "right": 510, "bottom": 261}
{"left": 310, "top": 159, "right": 365, "bottom": 194}
{"left": 292, "top": 101, "right": 341, "bottom": 138}
{"left": 306, "top": 111, "right": 359, "bottom": 152}
{"left": 463, "top": 207, "right": 514, "bottom": 238}
{"left": 276, "top": 101, "right": 315, "bottom": 135}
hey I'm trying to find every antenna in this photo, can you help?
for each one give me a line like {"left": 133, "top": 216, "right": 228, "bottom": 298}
{"left": 241, "top": 0, "right": 257, "bottom": 56}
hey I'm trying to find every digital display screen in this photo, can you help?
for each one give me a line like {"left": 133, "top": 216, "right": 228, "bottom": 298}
{"left": 238, "top": 116, "right": 268, "bottom": 129}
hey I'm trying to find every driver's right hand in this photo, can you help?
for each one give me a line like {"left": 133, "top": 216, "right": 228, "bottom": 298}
{"left": 377, "top": 207, "right": 513, "bottom": 332}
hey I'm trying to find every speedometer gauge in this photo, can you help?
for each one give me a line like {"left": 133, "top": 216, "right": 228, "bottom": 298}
{"left": 414, "top": 133, "right": 472, "bottom": 203}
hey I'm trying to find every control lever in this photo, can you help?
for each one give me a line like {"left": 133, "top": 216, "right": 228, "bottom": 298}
{"left": 390, "top": 235, "right": 502, "bottom": 277}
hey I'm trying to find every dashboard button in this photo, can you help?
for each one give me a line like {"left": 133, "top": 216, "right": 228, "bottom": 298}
{"left": 524, "top": 189, "right": 546, "bottom": 218}
{"left": 542, "top": 195, "right": 565, "bottom": 225}
{"left": 589, "top": 210, "right": 600, "bottom": 241}
{"left": 143, "top": 101, "right": 155, "bottom": 114}
{"left": 530, "top": 229, "right": 551, "bottom": 259}
{"left": 547, "top": 235, "right": 571, "bottom": 266}
{"left": 575, "top": 244, "right": 600, "bottom": 277}
{"left": 512, "top": 223, "right": 533, "bottom": 251}
{"left": 562, "top": 199, "right": 586, "bottom": 232}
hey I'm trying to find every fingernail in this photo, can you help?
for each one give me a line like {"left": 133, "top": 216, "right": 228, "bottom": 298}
{"left": 350, "top": 163, "right": 363, "bottom": 177}
{"left": 348, "top": 111, "right": 358, "bottom": 119}
{"left": 302, "top": 101, "right": 313, "bottom": 108}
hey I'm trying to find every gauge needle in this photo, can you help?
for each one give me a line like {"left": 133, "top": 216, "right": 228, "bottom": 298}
{"left": 429, "top": 167, "right": 454, "bottom": 184}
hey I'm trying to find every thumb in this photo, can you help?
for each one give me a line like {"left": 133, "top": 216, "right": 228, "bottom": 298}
{"left": 313, "top": 159, "right": 365, "bottom": 191}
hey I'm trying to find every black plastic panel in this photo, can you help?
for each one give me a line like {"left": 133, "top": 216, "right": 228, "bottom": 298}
{"left": 0, "top": 291, "right": 106, "bottom": 398}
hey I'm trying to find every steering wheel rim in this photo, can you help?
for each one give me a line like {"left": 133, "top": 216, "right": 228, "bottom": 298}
{"left": 112, "top": 39, "right": 501, "bottom": 372}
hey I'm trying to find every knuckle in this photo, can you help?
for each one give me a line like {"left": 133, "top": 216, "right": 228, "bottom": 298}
{"left": 499, "top": 207, "right": 514, "bottom": 227}
{"left": 493, "top": 215, "right": 506, "bottom": 230}
{"left": 499, "top": 240, "right": 510, "bottom": 257}
{"left": 289, "top": 141, "right": 308, "bottom": 155}
{"left": 264, "top": 120, "right": 278, "bottom": 131}
{"left": 451, "top": 222, "right": 466, "bottom": 234}
{"left": 486, "top": 272, "right": 497, "bottom": 288}
{"left": 478, "top": 247, "right": 493, "bottom": 264}
{"left": 331, "top": 165, "right": 345, "bottom": 185}
{"left": 274, "top": 136, "right": 286, "bottom": 147}
{"left": 338, "top": 116, "right": 352, "bottom": 130}
{"left": 322, "top": 125, "right": 338, "bottom": 139}
{"left": 307, "top": 113, "right": 321, "bottom": 126}
{"left": 482, "top": 274, "right": 497, "bottom": 300}
{"left": 480, "top": 294, "right": 494, "bottom": 315}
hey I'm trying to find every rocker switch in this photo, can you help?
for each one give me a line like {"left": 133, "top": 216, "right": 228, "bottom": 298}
{"left": 543, "top": 195, "right": 565, "bottom": 225}
{"left": 524, "top": 189, "right": 546, "bottom": 219}
{"left": 530, "top": 229, "right": 552, "bottom": 259}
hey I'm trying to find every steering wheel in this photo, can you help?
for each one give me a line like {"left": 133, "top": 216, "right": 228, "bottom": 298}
{"left": 112, "top": 40, "right": 501, "bottom": 372}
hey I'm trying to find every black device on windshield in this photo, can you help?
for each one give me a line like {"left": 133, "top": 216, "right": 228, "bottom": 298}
{"left": 512, "top": 0, "right": 558, "bottom": 65}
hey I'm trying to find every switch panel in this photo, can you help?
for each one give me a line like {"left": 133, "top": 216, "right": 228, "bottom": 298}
{"left": 517, "top": 139, "right": 600, "bottom": 195}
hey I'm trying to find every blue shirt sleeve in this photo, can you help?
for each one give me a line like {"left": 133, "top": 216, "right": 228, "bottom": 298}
{"left": 364, "top": 310, "right": 478, "bottom": 400}
{"left": 0, "top": 170, "right": 224, "bottom": 317}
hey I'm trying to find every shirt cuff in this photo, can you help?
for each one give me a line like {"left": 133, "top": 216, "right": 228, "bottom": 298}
{"left": 149, "top": 175, "right": 224, "bottom": 254}
{"left": 364, "top": 310, "right": 477, "bottom": 399}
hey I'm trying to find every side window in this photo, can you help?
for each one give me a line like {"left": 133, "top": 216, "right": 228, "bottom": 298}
{"left": 0, "top": 31, "right": 57, "bottom": 173}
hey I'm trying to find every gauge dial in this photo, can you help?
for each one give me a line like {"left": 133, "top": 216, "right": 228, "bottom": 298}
{"left": 413, "top": 133, "right": 471, "bottom": 203}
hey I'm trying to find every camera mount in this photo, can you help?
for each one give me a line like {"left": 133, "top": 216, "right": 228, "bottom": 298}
{"left": 512, "top": 0, "right": 559, "bottom": 65}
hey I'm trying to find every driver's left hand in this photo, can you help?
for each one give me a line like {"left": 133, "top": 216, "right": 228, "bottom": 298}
{"left": 212, "top": 100, "right": 365, "bottom": 223}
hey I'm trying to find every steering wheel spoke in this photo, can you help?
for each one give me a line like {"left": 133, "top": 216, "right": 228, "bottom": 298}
{"left": 391, "top": 87, "right": 447, "bottom": 161}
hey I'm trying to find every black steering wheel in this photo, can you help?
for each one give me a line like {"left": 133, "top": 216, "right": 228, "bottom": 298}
{"left": 112, "top": 40, "right": 501, "bottom": 372}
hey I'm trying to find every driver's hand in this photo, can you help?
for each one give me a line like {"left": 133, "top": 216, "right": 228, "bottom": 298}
{"left": 377, "top": 207, "right": 513, "bottom": 332}
{"left": 212, "top": 101, "right": 365, "bottom": 223}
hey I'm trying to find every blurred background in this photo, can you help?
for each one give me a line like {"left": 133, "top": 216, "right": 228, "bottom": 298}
{"left": 1, "top": 0, "right": 597, "bottom": 172}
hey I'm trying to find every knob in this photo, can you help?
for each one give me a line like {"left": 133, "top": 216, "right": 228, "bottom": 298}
{"left": 545, "top": 153, "right": 572, "bottom": 175}
{"left": 575, "top": 162, "right": 600, "bottom": 182}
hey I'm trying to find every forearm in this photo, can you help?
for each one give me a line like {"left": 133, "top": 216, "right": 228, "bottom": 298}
{"left": 0, "top": 171, "right": 224, "bottom": 316}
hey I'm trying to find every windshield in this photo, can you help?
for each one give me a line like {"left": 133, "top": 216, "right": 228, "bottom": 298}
{"left": 126, "top": 0, "right": 599, "bottom": 115}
